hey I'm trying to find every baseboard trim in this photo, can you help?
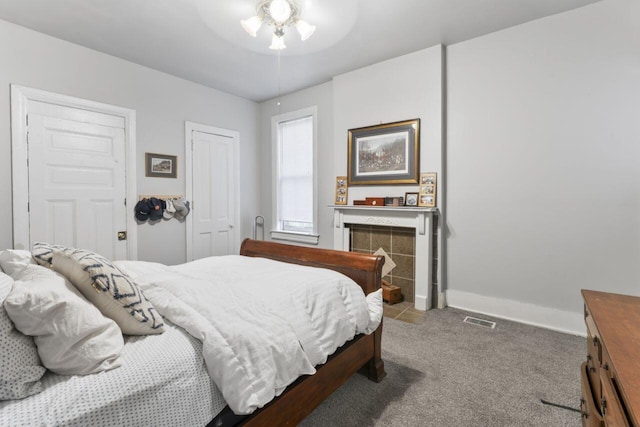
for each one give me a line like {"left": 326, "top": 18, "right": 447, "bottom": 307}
{"left": 415, "top": 294, "right": 428, "bottom": 311}
{"left": 445, "top": 290, "right": 586, "bottom": 337}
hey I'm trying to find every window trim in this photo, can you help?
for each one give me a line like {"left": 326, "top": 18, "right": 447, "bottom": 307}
{"left": 271, "top": 106, "right": 318, "bottom": 245}
{"left": 270, "top": 230, "right": 320, "bottom": 245}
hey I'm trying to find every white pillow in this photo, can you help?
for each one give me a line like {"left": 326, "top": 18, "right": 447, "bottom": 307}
{"left": 52, "top": 249, "right": 165, "bottom": 336}
{"left": 0, "top": 272, "right": 46, "bottom": 400}
{"left": 4, "top": 265, "right": 124, "bottom": 375}
{"left": 0, "top": 249, "right": 36, "bottom": 277}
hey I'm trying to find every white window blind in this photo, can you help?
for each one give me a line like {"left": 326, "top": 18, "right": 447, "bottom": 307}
{"left": 277, "top": 115, "right": 313, "bottom": 233}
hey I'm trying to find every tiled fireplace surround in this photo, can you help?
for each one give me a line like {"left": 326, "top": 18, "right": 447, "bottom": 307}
{"left": 350, "top": 225, "right": 417, "bottom": 302}
{"left": 333, "top": 206, "right": 438, "bottom": 310}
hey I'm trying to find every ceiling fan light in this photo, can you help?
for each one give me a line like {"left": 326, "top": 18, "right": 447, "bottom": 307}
{"left": 269, "top": 34, "right": 286, "bottom": 50}
{"left": 268, "top": 0, "right": 292, "bottom": 24}
{"left": 241, "top": 0, "right": 315, "bottom": 48}
{"left": 241, "top": 16, "right": 262, "bottom": 37}
{"left": 295, "top": 19, "right": 315, "bottom": 41}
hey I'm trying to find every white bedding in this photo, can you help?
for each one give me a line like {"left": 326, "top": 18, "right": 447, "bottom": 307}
{"left": 116, "top": 255, "right": 382, "bottom": 415}
{"left": 0, "top": 252, "right": 381, "bottom": 425}
{"left": 0, "top": 321, "right": 224, "bottom": 427}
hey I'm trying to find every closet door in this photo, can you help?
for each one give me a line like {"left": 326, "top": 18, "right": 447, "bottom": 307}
{"left": 27, "top": 101, "right": 127, "bottom": 260}
{"left": 189, "top": 125, "right": 238, "bottom": 260}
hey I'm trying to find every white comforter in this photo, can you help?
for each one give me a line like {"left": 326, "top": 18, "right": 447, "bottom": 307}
{"left": 115, "top": 255, "right": 382, "bottom": 415}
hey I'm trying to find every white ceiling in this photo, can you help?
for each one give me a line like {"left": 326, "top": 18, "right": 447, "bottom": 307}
{"left": 0, "top": 0, "right": 599, "bottom": 102}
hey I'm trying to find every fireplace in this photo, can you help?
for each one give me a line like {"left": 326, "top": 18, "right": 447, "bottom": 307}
{"left": 332, "top": 206, "right": 437, "bottom": 310}
{"left": 350, "top": 224, "right": 416, "bottom": 302}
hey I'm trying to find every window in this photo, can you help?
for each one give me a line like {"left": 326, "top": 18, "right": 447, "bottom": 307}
{"left": 271, "top": 106, "right": 318, "bottom": 244}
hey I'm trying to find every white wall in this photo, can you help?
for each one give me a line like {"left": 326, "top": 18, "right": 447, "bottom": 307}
{"left": 10, "top": 0, "right": 636, "bottom": 335}
{"left": 332, "top": 46, "right": 445, "bottom": 304}
{"left": 446, "top": 0, "right": 640, "bottom": 334}
{"left": 259, "top": 81, "right": 334, "bottom": 248}
{"left": 259, "top": 47, "right": 444, "bottom": 254}
{"left": 0, "top": 19, "right": 260, "bottom": 264}
{"left": 333, "top": 47, "right": 444, "bottom": 208}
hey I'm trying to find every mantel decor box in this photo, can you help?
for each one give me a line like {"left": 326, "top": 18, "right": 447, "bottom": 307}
{"left": 365, "top": 197, "right": 385, "bottom": 206}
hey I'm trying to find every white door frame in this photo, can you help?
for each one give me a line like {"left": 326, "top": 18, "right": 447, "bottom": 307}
{"left": 10, "top": 85, "right": 138, "bottom": 259}
{"left": 185, "top": 121, "right": 240, "bottom": 261}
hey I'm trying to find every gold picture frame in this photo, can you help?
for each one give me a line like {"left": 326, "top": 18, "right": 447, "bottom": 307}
{"left": 418, "top": 172, "right": 436, "bottom": 207}
{"left": 335, "top": 176, "right": 348, "bottom": 205}
{"left": 347, "top": 118, "right": 420, "bottom": 186}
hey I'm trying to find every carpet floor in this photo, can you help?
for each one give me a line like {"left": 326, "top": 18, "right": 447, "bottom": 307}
{"left": 301, "top": 307, "right": 585, "bottom": 427}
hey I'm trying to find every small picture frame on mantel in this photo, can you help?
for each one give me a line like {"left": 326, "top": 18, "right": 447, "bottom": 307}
{"left": 335, "top": 176, "right": 348, "bottom": 205}
{"left": 418, "top": 172, "right": 437, "bottom": 207}
{"left": 405, "top": 192, "right": 418, "bottom": 206}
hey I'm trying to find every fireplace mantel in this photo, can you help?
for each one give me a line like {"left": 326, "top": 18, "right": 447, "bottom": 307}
{"left": 331, "top": 205, "right": 437, "bottom": 310}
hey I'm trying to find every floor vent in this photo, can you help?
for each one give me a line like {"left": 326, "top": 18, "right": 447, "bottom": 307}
{"left": 463, "top": 316, "right": 497, "bottom": 329}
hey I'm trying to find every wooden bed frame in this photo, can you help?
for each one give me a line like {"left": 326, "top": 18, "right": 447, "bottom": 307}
{"left": 208, "top": 238, "right": 386, "bottom": 426}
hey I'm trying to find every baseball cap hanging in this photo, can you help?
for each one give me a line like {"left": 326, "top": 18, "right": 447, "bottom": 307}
{"left": 148, "top": 197, "right": 163, "bottom": 221}
{"left": 163, "top": 199, "right": 176, "bottom": 219}
{"left": 135, "top": 199, "right": 151, "bottom": 221}
{"left": 173, "top": 198, "right": 190, "bottom": 220}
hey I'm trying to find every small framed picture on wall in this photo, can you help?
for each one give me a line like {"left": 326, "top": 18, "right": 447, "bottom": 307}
{"left": 335, "top": 176, "right": 348, "bottom": 205}
{"left": 145, "top": 152, "right": 177, "bottom": 178}
{"left": 418, "top": 172, "right": 437, "bottom": 207}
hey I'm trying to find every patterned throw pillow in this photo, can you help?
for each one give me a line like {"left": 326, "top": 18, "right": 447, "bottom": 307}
{"left": 31, "top": 242, "right": 67, "bottom": 267}
{"left": 0, "top": 272, "right": 46, "bottom": 400}
{"left": 52, "top": 249, "right": 164, "bottom": 335}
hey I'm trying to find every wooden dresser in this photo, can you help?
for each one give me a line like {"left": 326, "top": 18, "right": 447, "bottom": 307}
{"left": 581, "top": 290, "right": 640, "bottom": 427}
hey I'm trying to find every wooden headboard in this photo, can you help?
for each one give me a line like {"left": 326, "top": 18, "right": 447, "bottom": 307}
{"left": 239, "top": 238, "right": 384, "bottom": 296}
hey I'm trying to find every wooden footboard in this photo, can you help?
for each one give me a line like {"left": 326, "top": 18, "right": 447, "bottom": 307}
{"left": 231, "top": 239, "right": 386, "bottom": 426}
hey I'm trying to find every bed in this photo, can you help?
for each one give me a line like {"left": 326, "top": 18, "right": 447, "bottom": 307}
{"left": 0, "top": 239, "right": 385, "bottom": 426}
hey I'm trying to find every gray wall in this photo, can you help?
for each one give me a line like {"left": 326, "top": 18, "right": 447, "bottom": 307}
{"left": 0, "top": 19, "right": 260, "bottom": 264}
{"left": 446, "top": 0, "right": 640, "bottom": 332}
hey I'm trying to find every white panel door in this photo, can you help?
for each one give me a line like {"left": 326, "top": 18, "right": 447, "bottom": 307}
{"left": 192, "top": 129, "right": 236, "bottom": 259}
{"left": 27, "top": 102, "right": 127, "bottom": 260}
